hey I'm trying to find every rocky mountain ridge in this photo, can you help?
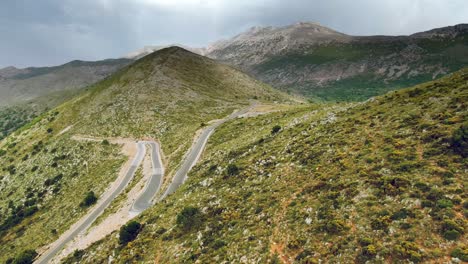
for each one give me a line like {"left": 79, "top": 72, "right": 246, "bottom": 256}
{"left": 203, "top": 22, "right": 468, "bottom": 100}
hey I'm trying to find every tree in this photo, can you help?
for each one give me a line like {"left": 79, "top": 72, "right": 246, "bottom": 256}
{"left": 80, "top": 191, "right": 97, "bottom": 207}
{"left": 119, "top": 221, "right": 142, "bottom": 245}
{"left": 176, "top": 206, "right": 202, "bottom": 231}
{"left": 101, "top": 139, "right": 110, "bottom": 145}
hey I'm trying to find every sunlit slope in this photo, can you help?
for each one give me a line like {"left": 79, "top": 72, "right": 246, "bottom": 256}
{"left": 71, "top": 68, "right": 466, "bottom": 263}
{"left": 0, "top": 46, "right": 290, "bottom": 262}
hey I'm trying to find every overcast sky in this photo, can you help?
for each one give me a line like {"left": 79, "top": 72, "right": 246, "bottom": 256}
{"left": 1, "top": 0, "right": 467, "bottom": 68}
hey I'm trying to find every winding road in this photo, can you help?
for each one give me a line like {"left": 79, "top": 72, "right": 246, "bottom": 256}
{"left": 35, "top": 105, "right": 252, "bottom": 263}
{"left": 35, "top": 142, "right": 147, "bottom": 264}
{"left": 130, "top": 141, "right": 164, "bottom": 214}
{"left": 159, "top": 105, "right": 252, "bottom": 200}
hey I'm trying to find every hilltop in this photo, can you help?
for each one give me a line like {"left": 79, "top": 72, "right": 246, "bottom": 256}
{"left": 68, "top": 68, "right": 467, "bottom": 263}
{"left": 0, "top": 46, "right": 289, "bottom": 263}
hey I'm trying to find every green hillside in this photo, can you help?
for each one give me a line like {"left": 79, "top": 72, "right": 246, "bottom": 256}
{"left": 255, "top": 34, "right": 468, "bottom": 102}
{"left": 68, "top": 68, "right": 467, "bottom": 263}
{"left": 0, "top": 47, "right": 288, "bottom": 262}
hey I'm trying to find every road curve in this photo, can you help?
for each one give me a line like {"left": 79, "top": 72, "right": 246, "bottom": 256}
{"left": 130, "top": 141, "right": 164, "bottom": 214}
{"left": 35, "top": 104, "right": 253, "bottom": 263}
{"left": 159, "top": 105, "right": 252, "bottom": 200}
{"left": 35, "top": 142, "right": 147, "bottom": 264}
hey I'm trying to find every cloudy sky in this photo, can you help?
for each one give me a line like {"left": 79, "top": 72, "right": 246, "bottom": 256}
{"left": 1, "top": 0, "right": 467, "bottom": 68}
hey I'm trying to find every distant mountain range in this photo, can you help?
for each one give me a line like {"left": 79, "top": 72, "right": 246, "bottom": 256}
{"left": 204, "top": 22, "right": 468, "bottom": 101}
{"left": 0, "top": 59, "right": 131, "bottom": 107}
{"left": 120, "top": 22, "right": 468, "bottom": 101}
{"left": 1, "top": 22, "right": 466, "bottom": 107}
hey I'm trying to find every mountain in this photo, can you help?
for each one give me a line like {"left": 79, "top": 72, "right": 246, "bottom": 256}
{"left": 0, "top": 47, "right": 289, "bottom": 263}
{"left": 0, "top": 58, "right": 132, "bottom": 140}
{"left": 205, "top": 23, "right": 468, "bottom": 101}
{"left": 64, "top": 68, "right": 467, "bottom": 263}
{"left": 0, "top": 58, "right": 132, "bottom": 107}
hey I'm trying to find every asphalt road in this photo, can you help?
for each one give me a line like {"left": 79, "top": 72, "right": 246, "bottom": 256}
{"left": 35, "top": 104, "right": 252, "bottom": 263}
{"left": 130, "top": 141, "right": 164, "bottom": 214}
{"left": 35, "top": 142, "right": 147, "bottom": 264}
{"left": 159, "top": 105, "right": 252, "bottom": 200}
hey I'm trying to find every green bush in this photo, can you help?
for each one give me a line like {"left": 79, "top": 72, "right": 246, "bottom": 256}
{"left": 441, "top": 219, "right": 464, "bottom": 240}
{"left": 11, "top": 249, "right": 37, "bottom": 264}
{"left": 394, "top": 241, "right": 423, "bottom": 262}
{"left": 176, "top": 206, "right": 202, "bottom": 231}
{"left": 271, "top": 125, "right": 281, "bottom": 134}
{"left": 451, "top": 247, "right": 468, "bottom": 261}
{"left": 80, "top": 191, "right": 97, "bottom": 208}
{"left": 212, "top": 239, "right": 226, "bottom": 250}
{"left": 101, "top": 139, "right": 110, "bottom": 145}
{"left": 443, "top": 229, "right": 461, "bottom": 240}
{"left": 363, "top": 244, "right": 377, "bottom": 256}
{"left": 226, "top": 164, "right": 239, "bottom": 177}
{"left": 436, "top": 198, "right": 453, "bottom": 209}
{"left": 119, "top": 221, "right": 142, "bottom": 245}
{"left": 451, "top": 123, "right": 468, "bottom": 157}
{"left": 324, "top": 219, "right": 348, "bottom": 234}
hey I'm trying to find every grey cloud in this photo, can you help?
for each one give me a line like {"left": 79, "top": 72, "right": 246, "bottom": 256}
{"left": 0, "top": 0, "right": 466, "bottom": 68}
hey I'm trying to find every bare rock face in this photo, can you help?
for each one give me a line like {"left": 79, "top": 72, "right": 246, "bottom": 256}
{"left": 204, "top": 22, "right": 468, "bottom": 100}
{"left": 206, "top": 22, "right": 351, "bottom": 67}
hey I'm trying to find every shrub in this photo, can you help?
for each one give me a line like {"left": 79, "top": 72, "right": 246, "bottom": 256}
{"left": 324, "top": 219, "right": 348, "bottom": 234}
{"left": 391, "top": 208, "right": 414, "bottom": 220}
{"left": 358, "top": 237, "right": 373, "bottom": 246}
{"left": 451, "top": 247, "right": 468, "bottom": 261}
{"left": 226, "top": 164, "right": 239, "bottom": 177}
{"left": 371, "top": 215, "right": 391, "bottom": 231}
{"left": 394, "top": 241, "right": 423, "bottom": 262}
{"left": 119, "top": 221, "right": 141, "bottom": 245}
{"left": 176, "top": 206, "right": 202, "bottom": 231}
{"left": 271, "top": 125, "right": 281, "bottom": 134}
{"left": 441, "top": 219, "right": 464, "bottom": 240}
{"left": 436, "top": 198, "right": 453, "bottom": 209}
{"left": 363, "top": 244, "right": 377, "bottom": 256}
{"left": 80, "top": 191, "right": 97, "bottom": 207}
{"left": 12, "top": 249, "right": 37, "bottom": 264}
{"left": 443, "top": 229, "right": 461, "bottom": 240}
{"left": 47, "top": 128, "right": 53, "bottom": 133}
{"left": 451, "top": 123, "right": 468, "bottom": 157}
{"left": 212, "top": 239, "right": 226, "bottom": 250}
{"left": 295, "top": 249, "right": 316, "bottom": 263}
{"left": 101, "top": 139, "right": 110, "bottom": 145}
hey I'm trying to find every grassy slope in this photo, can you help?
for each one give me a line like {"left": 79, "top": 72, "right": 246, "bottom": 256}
{"left": 0, "top": 88, "right": 85, "bottom": 140}
{"left": 69, "top": 68, "right": 466, "bottom": 263}
{"left": 255, "top": 35, "right": 468, "bottom": 102}
{"left": 0, "top": 47, "right": 288, "bottom": 262}
{"left": 0, "top": 58, "right": 131, "bottom": 141}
